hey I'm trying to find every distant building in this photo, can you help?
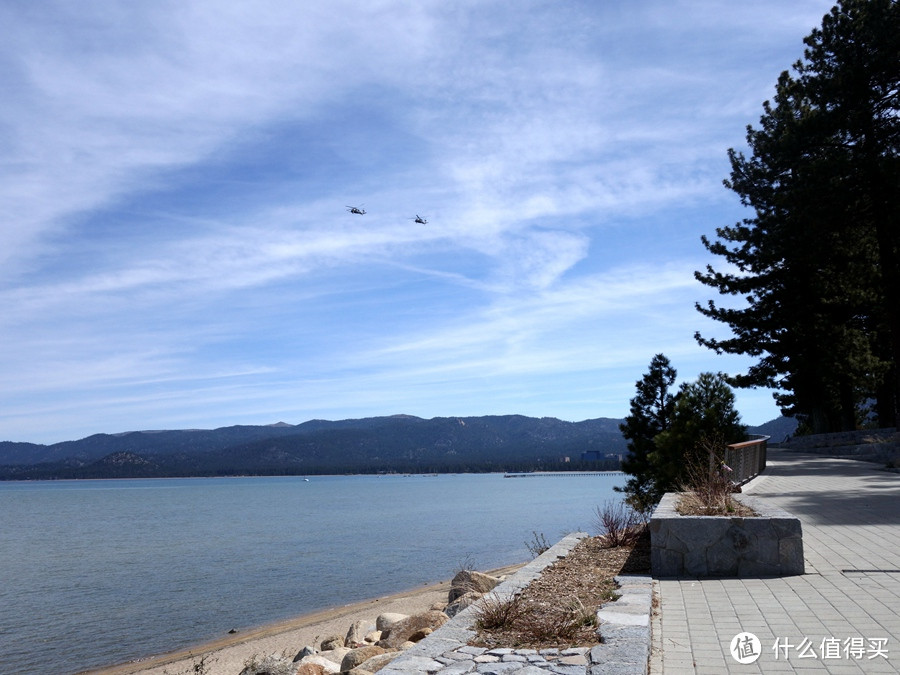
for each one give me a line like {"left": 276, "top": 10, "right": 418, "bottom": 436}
{"left": 581, "top": 451, "right": 622, "bottom": 462}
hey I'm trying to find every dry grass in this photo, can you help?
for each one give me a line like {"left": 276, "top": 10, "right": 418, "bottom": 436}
{"left": 676, "top": 491, "right": 757, "bottom": 517}
{"left": 470, "top": 532, "right": 650, "bottom": 650}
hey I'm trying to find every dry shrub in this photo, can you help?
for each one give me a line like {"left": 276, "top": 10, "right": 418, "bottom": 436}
{"left": 524, "top": 531, "right": 551, "bottom": 558}
{"left": 475, "top": 594, "right": 599, "bottom": 646}
{"left": 593, "top": 499, "right": 646, "bottom": 548}
{"left": 517, "top": 596, "right": 598, "bottom": 643}
{"left": 473, "top": 592, "right": 528, "bottom": 631}
{"left": 678, "top": 433, "right": 754, "bottom": 516}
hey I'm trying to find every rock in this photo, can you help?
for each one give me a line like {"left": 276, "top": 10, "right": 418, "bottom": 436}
{"left": 448, "top": 570, "right": 499, "bottom": 602}
{"left": 445, "top": 590, "right": 483, "bottom": 617}
{"left": 340, "top": 645, "right": 387, "bottom": 672}
{"left": 379, "top": 610, "right": 449, "bottom": 649}
{"left": 345, "top": 619, "right": 376, "bottom": 647}
{"left": 293, "top": 646, "right": 317, "bottom": 662}
{"left": 363, "top": 630, "right": 382, "bottom": 643}
{"left": 320, "top": 635, "right": 345, "bottom": 651}
{"left": 317, "top": 647, "right": 351, "bottom": 665}
{"left": 345, "top": 669, "right": 374, "bottom": 675}
{"left": 298, "top": 655, "right": 340, "bottom": 674}
{"left": 375, "top": 612, "right": 408, "bottom": 632}
{"left": 407, "top": 627, "right": 433, "bottom": 642}
{"left": 356, "top": 651, "right": 401, "bottom": 672}
{"left": 295, "top": 664, "right": 327, "bottom": 675}
{"left": 238, "top": 654, "right": 296, "bottom": 675}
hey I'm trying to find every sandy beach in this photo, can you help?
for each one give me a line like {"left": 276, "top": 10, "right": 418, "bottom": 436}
{"left": 81, "top": 563, "right": 523, "bottom": 675}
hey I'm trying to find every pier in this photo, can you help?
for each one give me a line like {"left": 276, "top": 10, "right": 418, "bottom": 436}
{"left": 503, "top": 470, "right": 624, "bottom": 478}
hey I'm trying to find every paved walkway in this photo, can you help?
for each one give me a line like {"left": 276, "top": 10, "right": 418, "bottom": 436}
{"left": 650, "top": 449, "right": 900, "bottom": 673}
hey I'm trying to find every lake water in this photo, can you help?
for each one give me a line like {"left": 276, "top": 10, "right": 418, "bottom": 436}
{"left": 0, "top": 472, "right": 625, "bottom": 674}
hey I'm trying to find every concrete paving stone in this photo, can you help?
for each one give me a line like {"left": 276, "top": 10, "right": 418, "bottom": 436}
{"left": 817, "top": 665, "right": 868, "bottom": 674}
{"left": 437, "top": 661, "right": 478, "bottom": 675}
{"left": 444, "top": 651, "right": 478, "bottom": 661}
{"left": 379, "top": 655, "right": 446, "bottom": 673}
{"left": 652, "top": 451, "right": 900, "bottom": 675}
{"left": 458, "top": 646, "right": 488, "bottom": 656}
{"left": 511, "top": 667, "right": 555, "bottom": 675}
{"left": 753, "top": 662, "right": 796, "bottom": 672}
{"left": 546, "top": 664, "right": 585, "bottom": 675}
{"left": 474, "top": 662, "right": 527, "bottom": 674}
{"left": 658, "top": 656, "right": 697, "bottom": 670}
{"left": 589, "top": 664, "right": 646, "bottom": 675}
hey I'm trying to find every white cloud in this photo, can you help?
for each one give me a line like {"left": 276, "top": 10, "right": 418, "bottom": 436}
{"left": 0, "top": 0, "right": 833, "bottom": 441}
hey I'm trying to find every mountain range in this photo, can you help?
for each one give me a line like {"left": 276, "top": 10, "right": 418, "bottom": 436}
{"left": 0, "top": 414, "right": 796, "bottom": 480}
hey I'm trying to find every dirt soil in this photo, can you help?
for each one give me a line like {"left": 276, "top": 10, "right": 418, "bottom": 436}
{"left": 471, "top": 531, "right": 651, "bottom": 650}
{"left": 676, "top": 492, "right": 757, "bottom": 517}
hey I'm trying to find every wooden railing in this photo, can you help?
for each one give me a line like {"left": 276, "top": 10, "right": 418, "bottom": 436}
{"left": 725, "top": 435, "right": 769, "bottom": 485}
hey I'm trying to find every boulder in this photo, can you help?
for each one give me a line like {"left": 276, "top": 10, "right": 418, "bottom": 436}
{"left": 345, "top": 619, "right": 376, "bottom": 647}
{"left": 317, "top": 647, "right": 351, "bottom": 666}
{"left": 298, "top": 655, "right": 340, "bottom": 674}
{"left": 448, "top": 570, "right": 499, "bottom": 602}
{"left": 295, "top": 664, "right": 327, "bottom": 675}
{"left": 356, "top": 651, "right": 401, "bottom": 672}
{"left": 320, "top": 635, "right": 346, "bottom": 651}
{"left": 375, "top": 612, "right": 408, "bottom": 632}
{"left": 293, "top": 646, "right": 317, "bottom": 662}
{"left": 363, "top": 630, "right": 382, "bottom": 643}
{"left": 378, "top": 610, "right": 449, "bottom": 649}
{"left": 407, "top": 627, "right": 433, "bottom": 642}
{"left": 345, "top": 669, "right": 374, "bottom": 675}
{"left": 238, "top": 654, "right": 296, "bottom": 675}
{"left": 340, "top": 645, "right": 387, "bottom": 672}
{"left": 445, "top": 590, "right": 483, "bottom": 618}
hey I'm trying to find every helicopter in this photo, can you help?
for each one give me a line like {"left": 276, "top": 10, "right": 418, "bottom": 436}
{"left": 411, "top": 214, "right": 427, "bottom": 224}
{"left": 346, "top": 205, "right": 366, "bottom": 215}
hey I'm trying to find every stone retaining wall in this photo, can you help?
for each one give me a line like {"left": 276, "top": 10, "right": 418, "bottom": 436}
{"left": 379, "top": 533, "right": 652, "bottom": 674}
{"left": 775, "top": 428, "right": 899, "bottom": 466}
{"left": 650, "top": 493, "right": 804, "bottom": 578}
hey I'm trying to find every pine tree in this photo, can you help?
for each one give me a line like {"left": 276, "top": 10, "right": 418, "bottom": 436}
{"left": 617, "top": 354, "right": 677, "bottom": 511}
{"left": 695, "top": 0, "right": 900, "bottom": 432}
{"left": 651, "top": 372, "right": 747, "bottom": 492}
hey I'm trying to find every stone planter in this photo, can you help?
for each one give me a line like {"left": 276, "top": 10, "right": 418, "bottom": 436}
{"left": 650, "top": 492, "right": 804, "bottom": 577}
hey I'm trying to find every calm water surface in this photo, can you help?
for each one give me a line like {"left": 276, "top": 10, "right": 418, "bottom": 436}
{"left": 0, "top": 472, "right": 624, "bottom": 674}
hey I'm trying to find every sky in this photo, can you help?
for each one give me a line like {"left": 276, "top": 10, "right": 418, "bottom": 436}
{"left": 1, "top": 1, "right": 838, "bottom": 444}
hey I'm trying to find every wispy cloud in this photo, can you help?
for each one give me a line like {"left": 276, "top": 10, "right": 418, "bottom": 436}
{"left": 0, "top": 1, "right": 835, "bottom": 442}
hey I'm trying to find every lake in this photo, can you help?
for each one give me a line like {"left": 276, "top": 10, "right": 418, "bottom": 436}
{"left": 0, "top": 472, "right": 625, "bottom": 674}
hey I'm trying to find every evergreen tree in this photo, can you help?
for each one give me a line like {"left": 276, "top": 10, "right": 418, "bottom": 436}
{"left": 617, "top": 354, "right": 677, "bottom": 511}
{"left": 694, "top": 0, "right": 900, "bottom": 432}
{"left": 651, "top": 372, "right": 747, "bottom": 492}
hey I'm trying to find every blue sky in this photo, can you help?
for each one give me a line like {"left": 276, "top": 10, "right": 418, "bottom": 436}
{"left": 1, "top": 1, "right": 836, "bottom": 444}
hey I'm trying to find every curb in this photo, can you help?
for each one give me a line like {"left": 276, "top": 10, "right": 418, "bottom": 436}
{"left": 378, "top": 534, "right": 651, "bottom": 674}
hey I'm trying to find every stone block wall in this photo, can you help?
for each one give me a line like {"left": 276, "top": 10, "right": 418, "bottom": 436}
{"left": 650, "top": 493, "right": 804, "bottom": 578}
